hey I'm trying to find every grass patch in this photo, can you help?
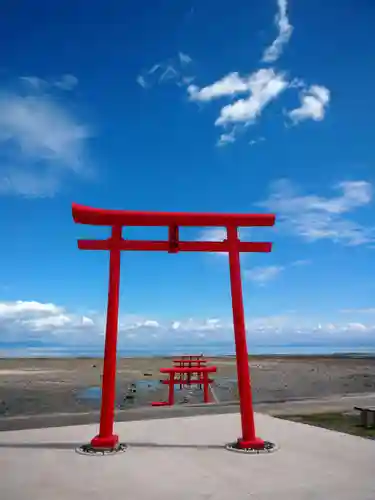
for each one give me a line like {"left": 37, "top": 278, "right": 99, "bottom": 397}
{"left": 277, "top": 412, "right": 375, "bottom": 440}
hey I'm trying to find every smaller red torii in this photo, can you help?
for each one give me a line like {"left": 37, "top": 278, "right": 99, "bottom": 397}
{"left": 173, "top": 357, "right": 208, "bottom": 388}
{"left": 155, "top": 365, "right": 217, "bottom": 406}
{"left": 72, "top": 203, "right": 275, "bottom": 451}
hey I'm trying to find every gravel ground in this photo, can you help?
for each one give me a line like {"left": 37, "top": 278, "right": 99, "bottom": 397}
{"left": 0, "top": 356, "right": 374, "bottom": 420}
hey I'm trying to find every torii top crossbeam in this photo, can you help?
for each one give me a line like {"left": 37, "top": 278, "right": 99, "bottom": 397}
{"left": 72, "top": 203, "right": 275, "bottom": 253}
{"left": 72, "top": 203, "right": 275, "bottom": 228}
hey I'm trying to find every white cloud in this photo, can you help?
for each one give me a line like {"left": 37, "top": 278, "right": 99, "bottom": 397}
{"left": 262, "top": 0, "right": 293, "bottom": 63}
{"left": 197, "top": 227, "right": 250, "bottom": 242}
{"left": 340, "top": 308, "right": 375, "bottom": 314}
{"left": 0, "top": 299, "right": 374, "bottom": 355}
{"left": 119, "top": 315, "right": 160, "bottom": 331}
{"left": 23, "top": 314, "right": 73, "bottom": 330}
{"left": 0, "top": 301, "right": 62, "bottom": 317}
{"left": 198, "top": 228, "right": 227, "bottom": 242}
{"left": 188, "top": 68, "right": 289, "bottom": 129}
{"left": 216, "top": 69, "right": 288, "bottom": 126}
{"left": 170, "top": 317, "right": 225, "bottom": 332}
{"left": 197, "top": 228, "right": 250, "bottom": 257}
{"left": 217, "top": 131, "right": 237, "bottom": 146}
{"left": 257, "top": 179, "right": 374, "bottom": 246}
{"left": 143, "top": 320, "right": 160, "bottom": 328}
{"left": 0, "top": 300, "right": 94, "bottom": 336}
{"left": 196, "top": 228, "right": 228, "bottom": 258}
{"left": 188, "top": 72, "right": 251, "bottom": 102}
{"left": 0, "top": 85, "right": 91, "bottom": 197}
{"left": 343, "top": 322, "right": 368, "bottom": 332}
{"left": 245, "top": 265, "right": 285, "bottom": 285}
{"left": 288, "top": 85, "right": 330, "bottom": 124}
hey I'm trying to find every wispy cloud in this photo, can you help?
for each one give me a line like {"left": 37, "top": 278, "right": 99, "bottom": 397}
{"left": 287, "top": 85, "right": 331, "bottom": 124}
{"left": 257, "top": 179, "right": 374, "bottom": 246}
{"left": 249, "top": 136, "right": 265, "bottom": 146}
{"left": 0, "top": 77, "right": 92, "bottom": 198}
{"left": 138, "top": 1, "right": 329, "bottom": 145}
{"left": 20, "top": 74, "right": 79, "bottom": 92}
{"left": 0, "top": 169, "right": 61, "bottom": 198}
{"left": 245, "top": 265, "right": 285, "bottom": 285}
{"left": 0, "top": 94, "right": 89, "bottom": 168}
{"left": 136, "top": 75, "right": 148, "bottom": 89}
{"left": 53, "top": 74, "right": 79, "bottom": 91}
{"left": 178, "top": 52, "right": 192, "bottom": 65}
{"left": 262, "top": 0, "right": 293, "bottom": 63}
{"left": 136, "top": 53, "right": 194, "bottom": 89}
{"left": 245, "top": 258, "right": 311, "bottom": 286}
{"left": 291, "top": 259, "right": 311, "bottom": 267}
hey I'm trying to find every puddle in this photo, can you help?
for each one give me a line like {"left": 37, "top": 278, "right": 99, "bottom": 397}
{"left": 135, "top": 379, "right": 161, "bottom": 391}
{"left": 77, "top": 379, "right": 161, "bottom": 402}
{"left": 78, "top": 386, "right": 101, "bottom": 400}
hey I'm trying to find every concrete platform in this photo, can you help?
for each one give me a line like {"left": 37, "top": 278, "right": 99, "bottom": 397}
{"left": 0, "top": 412, "right": 374, "bottom": 500}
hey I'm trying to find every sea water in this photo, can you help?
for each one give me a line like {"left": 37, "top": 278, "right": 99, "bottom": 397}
{"left": 1, "top": 341, "right": 375, "bottom": 358}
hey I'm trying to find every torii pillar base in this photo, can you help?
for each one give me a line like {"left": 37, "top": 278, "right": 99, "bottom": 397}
{"left": 237, "top": 437, "right": 265, "bottom": 449}
{"left": 91, "top": 434, "right": 119, "bottom": 450}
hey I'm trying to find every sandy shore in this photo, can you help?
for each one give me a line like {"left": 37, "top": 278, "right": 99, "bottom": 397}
{"left": 0, "top": 355, "right": 374, "bottom": 430}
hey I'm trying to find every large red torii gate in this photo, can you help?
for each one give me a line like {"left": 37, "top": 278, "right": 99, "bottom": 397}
{"left": 72, "top": 203, "right": 276, "bottom": 451}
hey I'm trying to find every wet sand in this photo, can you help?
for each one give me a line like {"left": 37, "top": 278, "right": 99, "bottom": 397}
{"left": 0, "top": 356, "right": 374, "bottom": 430}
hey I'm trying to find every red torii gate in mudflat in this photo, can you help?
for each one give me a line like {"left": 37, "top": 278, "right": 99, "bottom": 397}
{"left": 72, "top": 203, "right": 275, "bottom": 451}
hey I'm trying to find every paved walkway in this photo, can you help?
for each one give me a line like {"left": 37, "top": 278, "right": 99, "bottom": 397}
{"left": 0, "top": 412, "right": 374, "bottom": 499}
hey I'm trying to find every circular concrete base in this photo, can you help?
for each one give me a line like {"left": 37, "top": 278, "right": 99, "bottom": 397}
{"left": 75, "top": 443, "right": 128, "bottom": 456}
{"left": 225, "top": 440, "right": 277, "bottom": 454}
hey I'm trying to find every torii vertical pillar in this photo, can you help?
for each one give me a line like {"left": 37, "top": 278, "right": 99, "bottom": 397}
{"left": 91, "top": 226, "right": 122, "bottom": 449}
{"left": 227, "top": 226, "right": 263, "bottom": 449}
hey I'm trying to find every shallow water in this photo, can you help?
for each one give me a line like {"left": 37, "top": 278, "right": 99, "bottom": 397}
{"left": 78, "top": 386, "right": 101, "bottom": 400}
{"left": 76, "top": 379, "right": 163, "bottom": 404}
{"left": 135, "top": 379, "right": 161, "bottom": 391}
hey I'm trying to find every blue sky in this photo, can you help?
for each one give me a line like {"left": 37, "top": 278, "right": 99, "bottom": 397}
{"left": 0, "top": 0, "right": 375, "bottom": 355}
